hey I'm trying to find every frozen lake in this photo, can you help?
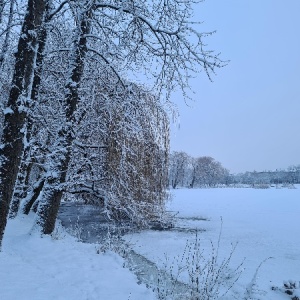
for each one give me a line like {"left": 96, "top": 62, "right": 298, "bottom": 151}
{"left": 126, "top": 187, "right": 300, "bottom": 299}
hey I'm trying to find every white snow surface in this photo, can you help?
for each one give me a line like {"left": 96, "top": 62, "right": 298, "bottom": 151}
{"left": 0, "top": 214, "right": 155, "bottom": 300}
{"left": 125, "top": 187, "right": 300, "bottom": 299}
{"left": 3, "top": 106, "right": 14, "bottom": 115}
{"left": 1, "top": 187, "right": 300, "bottom": 300}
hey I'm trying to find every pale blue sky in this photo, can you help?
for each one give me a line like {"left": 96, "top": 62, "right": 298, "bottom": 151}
{"left": 170, "top": 0, "right": 300, "bottom": 173}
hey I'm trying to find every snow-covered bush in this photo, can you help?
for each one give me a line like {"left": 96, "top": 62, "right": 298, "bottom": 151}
{"left": 95, "top": 225, "right": 132, "bottom": 262}
{"left": 155, "top": 231, "right": 244, "bottom": 300}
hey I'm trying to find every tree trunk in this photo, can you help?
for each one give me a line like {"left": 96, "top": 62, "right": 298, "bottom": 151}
{"left": 0, "top": 0, "right": 47, "bottom": 249}
{"left": 9, "top": 159, "right": 33, "bottom": 218}
{"left": 35, "top": 4, "right": 92, "bottom": 234}
{"left": 21, "top": 177, "right": 45, "bottom": 215}
{"left": 9, "top": 7, "right": 50, "bottom": 218}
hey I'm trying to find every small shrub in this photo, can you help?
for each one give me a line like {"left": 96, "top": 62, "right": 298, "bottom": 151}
{"left": 67, "top": 216, "right": 83, "bottom": 242}
{"left": 155, "top": 224, "right": 244, "bottom": 300}
{"left": 95, "top": 225, "right": 131, "bottom": 260}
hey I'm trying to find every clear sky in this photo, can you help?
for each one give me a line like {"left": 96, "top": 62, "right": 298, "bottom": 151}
{"left": 170, "top": 0, "right": 300, "bottom": 174}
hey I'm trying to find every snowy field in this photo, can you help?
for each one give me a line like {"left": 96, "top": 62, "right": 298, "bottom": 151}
{"left": 1, "top": 187, "right": 300, "bottom": 299}
{"left": 126, "top": 187, "right": 300, "bottom": 299}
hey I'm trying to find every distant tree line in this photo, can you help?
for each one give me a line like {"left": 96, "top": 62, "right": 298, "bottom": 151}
{"left": 168, "top": 151, "right": 300, "bottom": 188}
{"left": 231, "top": 166, "right": 300, "bottom": 186}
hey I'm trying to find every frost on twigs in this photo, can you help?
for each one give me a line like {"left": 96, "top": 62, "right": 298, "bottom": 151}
{"left": 155, "top": 230, "right": 244, "bottom": 300}
{"left": 65, "top": 74, "right": 170, "bottom": 228}
{"left": 244, "top": 257, "right": 273, "bottom": 299}
{"left": 66, "top": 216, "right": 83, "bottom": 242}
{"left": 87, "top": 0, "right": 224, "bottom": 103}
{"left": 95, "top": 225, "right": 131, "bottom": 258}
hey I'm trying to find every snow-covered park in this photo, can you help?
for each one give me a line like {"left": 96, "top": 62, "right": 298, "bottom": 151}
{"left": 1, "top": 187, "right": 300, "bottom": 299}
{"left": 1, "top": 1, "right": 299, "bottom": 299}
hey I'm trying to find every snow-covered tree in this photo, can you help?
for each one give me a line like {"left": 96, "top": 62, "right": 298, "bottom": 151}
{"left": 9, "top": 0, "right": 67, "bottom": 218}
{"left": 169, "top": 151, "right": 190, "bottom": 188}
{"left": 0, "top": 0, "right": 50, "bottom": 248}
{"left": 33, "top": 0, "right": 222, "bottom": 233}
{"left": 191, "top": 156, "right": 228, "bottom": 187}
{"left": 169, "top": 153, "right": 230, "bottom": 188}
{"left": 0, "top": 0, "right": 223, "bottom": 243}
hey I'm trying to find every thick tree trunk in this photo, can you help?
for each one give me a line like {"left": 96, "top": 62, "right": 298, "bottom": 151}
{"left": 9, "top": 160, "right": 33, "bottom": 218}
{"left": 190, "top": 167, "right": 196, "bottom": 188}
{"left": 10, "top": 12, "right": 50, "bottom": 218}
{"left": 35, "top": 5, "right": 92, "bottom": 234}
{"left": 0, "top": 0, "right": 47, "bottom": 249}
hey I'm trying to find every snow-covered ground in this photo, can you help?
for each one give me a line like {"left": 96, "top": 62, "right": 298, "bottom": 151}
{"left": 1, "top": 187, "right": 299, "bottom": 299}
{"left": 0, "top": 215, "right": 155, "bottom": 300}
{"left": 126, "top": 187, "right": 300, "bottom": 299}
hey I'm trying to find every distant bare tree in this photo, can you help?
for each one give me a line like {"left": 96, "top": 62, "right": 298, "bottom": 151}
{"left": 169, "top": 153, "right": 229, "bottom": 188}
{"left": 169, "top": 151, "right": 190, "bottom": 189}
{"left": 192, "top": 156, "right": 226, "bottom": 187}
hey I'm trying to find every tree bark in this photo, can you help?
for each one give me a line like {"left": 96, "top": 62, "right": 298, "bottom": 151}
{"left": 35, "top": 4, "right": 92, "bottom": 234}
{"left": 21, "top": 177, "right": 45, "bottom": 215}
{"left": 9, "top": 159, "right": 33, "bottom": 218}
{"left": 9, "top": 5, "right": 50, "bottom": 218}
{"left": 0, "top": 0, "right": 46, "bottom": 249}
